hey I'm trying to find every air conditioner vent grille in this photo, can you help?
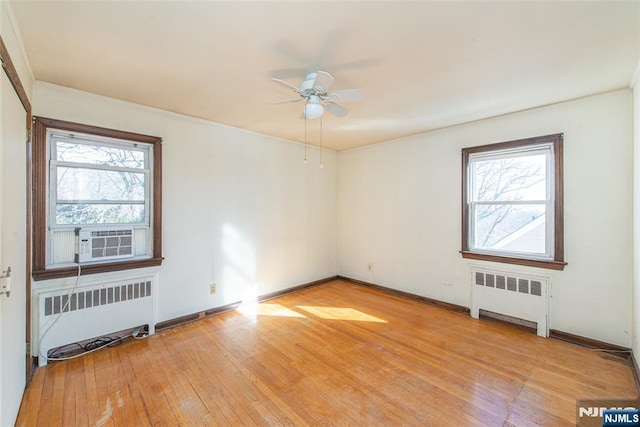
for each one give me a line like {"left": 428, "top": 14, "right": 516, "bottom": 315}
{"left": 76, "top": 228, "right": 135, "bottom": 262}
{"left": 91, "top": 229, "right": 132, "bottom": 237}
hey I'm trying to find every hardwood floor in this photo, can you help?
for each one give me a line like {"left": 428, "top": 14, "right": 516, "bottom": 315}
{"left": 16, "top": 279, "right": 638, "bottom": 426}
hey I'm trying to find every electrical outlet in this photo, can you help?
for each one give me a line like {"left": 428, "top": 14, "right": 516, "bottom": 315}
{"left": 367, "top": 263, "right": 373, "bottom": 272}
{"left": 210, "top": 283, "right": 217, "bottom": 295}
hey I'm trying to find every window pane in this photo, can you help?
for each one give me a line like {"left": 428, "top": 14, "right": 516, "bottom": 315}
{"left": 472, "top": 154, "right": 547, "bottom": 202}
{"left": 56, "top": 204, "right": 145, "bottom": 225}
{"left": 56, "top": 141, "right": 145, "bottom": 169}
{"left": 57, "top": 167, "right": 145, "bottom": 201}
{"left": 474, "top": 204, "right": 546, "bottom": 254}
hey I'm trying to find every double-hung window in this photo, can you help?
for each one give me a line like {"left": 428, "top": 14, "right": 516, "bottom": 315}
{"left": 461, "top": 134, "right": 565, "bottom": 270}
{"left": 50, "top": 134, "right": 149, "bottom": 227}
{"left": 33, "top": 117, "right": 163, "bottom": 280}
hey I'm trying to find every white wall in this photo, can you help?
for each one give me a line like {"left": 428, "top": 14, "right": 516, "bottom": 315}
{"left": 32, "top": 82, "right": 337, "bottom": 323}
{"left": 0, "top": 1, "right": 33, "bottom": 425}
{"left": 339, "top": 90, "right": 633, "bottom": 346}
{"left": 633, "top": 78, "right": 640, "bottom": 357}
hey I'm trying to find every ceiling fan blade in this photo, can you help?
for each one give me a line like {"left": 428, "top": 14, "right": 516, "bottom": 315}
{"left": 312, "top": 71, "right": 335, "bottom": 94}
{"left": 323, "top": 102, "right": 349, "bottom": 117}
{"left": 271, "top": 67, "right": 315, "bottom": 79}
{"left": 271, "top": 78, "right": 305, "bottom": 95}
{"left": 324, "top": 58, "right": 380, "bottom": 73}
{"left": 327, "top": 88, "right": 363, "bottom": 103}
{"left": 269, "top": 99, "right": 302, "bottom": 105}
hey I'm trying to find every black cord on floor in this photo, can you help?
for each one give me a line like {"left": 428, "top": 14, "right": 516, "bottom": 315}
{"left": 47, "top": 335, "right": 123, "bottom": 360}
{"left": 46, "top": 325, "right": 149, "bottom": 361}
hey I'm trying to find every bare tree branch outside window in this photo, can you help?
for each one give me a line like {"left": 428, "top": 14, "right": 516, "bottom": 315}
{"left": 461, "top": 134, "right": 564, "bottom": 269}
{"left": 472, "top": 153, "right": 547, "bottom": 251}
{"left": 55, "top": 140, "right": 148, "bottom": 225}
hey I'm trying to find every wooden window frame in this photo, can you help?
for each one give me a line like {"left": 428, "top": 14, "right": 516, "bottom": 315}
{"left": 460, "top": 133, "right": 566, "bottom": 271}
{"left": 32, "top": 117, "right": 163, "bottom": 280}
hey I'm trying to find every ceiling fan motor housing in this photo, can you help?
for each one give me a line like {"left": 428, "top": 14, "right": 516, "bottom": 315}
{"left": 301, "top": 72, "right": 318, "bottom": 94}
{"left": 270, "top": 70, "right": 360, "bottom": 118}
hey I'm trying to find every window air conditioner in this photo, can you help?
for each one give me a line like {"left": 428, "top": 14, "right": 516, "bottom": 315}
{"left": 75, "top": 228, "right": 135, "bottom": 263}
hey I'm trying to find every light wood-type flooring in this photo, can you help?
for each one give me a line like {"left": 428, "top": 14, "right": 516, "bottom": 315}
{"left": 16, "top": 279, "right": 638, "bottom": 426}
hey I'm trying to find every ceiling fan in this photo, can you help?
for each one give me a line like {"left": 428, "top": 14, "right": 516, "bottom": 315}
{"left": 270, "top": 71, "right": 363, "bottom": 119}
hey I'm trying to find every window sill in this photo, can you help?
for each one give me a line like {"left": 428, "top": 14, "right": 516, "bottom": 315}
{"left": 33, "top": 257, "right": 164, "bottom": 281}
{"left": 459, "top": 251, "right": 567, "bottom": 271}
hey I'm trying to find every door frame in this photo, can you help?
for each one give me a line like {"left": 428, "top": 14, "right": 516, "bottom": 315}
{"left": 0, "top": 35, "right": 33, "bottom": 382}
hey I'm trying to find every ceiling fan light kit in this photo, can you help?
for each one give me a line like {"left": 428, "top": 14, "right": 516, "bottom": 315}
{"left": 270, "top": 70, "right": 363, "bottom": 166}
{"left": 304, "top": 95, "right": 324, "bottom": 119}
{"left": 270, "top": 70, "right": 363, "bottom": 120}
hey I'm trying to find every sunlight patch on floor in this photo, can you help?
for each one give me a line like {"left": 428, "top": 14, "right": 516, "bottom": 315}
{"left": 296, "top": 306, "right": 387, "bottom": 323}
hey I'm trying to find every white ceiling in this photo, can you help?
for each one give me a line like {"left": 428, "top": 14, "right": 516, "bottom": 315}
{"left": 9, "top": 1, "right": 639, "bottom": 151}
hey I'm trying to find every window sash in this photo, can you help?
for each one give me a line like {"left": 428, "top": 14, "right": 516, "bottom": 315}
{"left": 468, "top": 145, "right": 553, "bottom": 203}
{"left": 465, "top": 139, "right": 556, "bottom": 260}
{"left": 468, "top": 200, "right": 554, "bottom": 259}
{"left": 48, "top": 135, "right": 152, "bottom": 228}
{"left": 50, "top": 133, "right": 149, "bottom": 168}
{"left": 54, "top": 160, "right": 149, "bottom": 174}
{"left": 467, "top": 143, "right": 552, "bottom": 162}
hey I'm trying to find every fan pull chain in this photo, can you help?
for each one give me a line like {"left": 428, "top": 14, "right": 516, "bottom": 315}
{"left": 304, "top": 109, "right": 308, "bottom": 164}
{"left": 319, "top": 115, "right": 324, "bottom": 169}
